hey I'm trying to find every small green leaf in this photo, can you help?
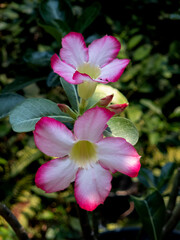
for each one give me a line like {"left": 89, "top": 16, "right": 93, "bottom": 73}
{"left": 60, "top": 77, "right": 79, "bottom": 111}
{"left": 75, "top": 2, "right": 101, "bottom": 33}
{"left": 0, "top": 93, "right": 25, "bottom": 119}
{"left": 133, "top": 44, "right": 152, "bottom": 61}
{"left": 9, "top": 98, "right": 73, "bottom": 132}
{"left": 108, "top": 117, "right": 139, "bottom": 145}
{"left": 127, "top": 34, "right": 143, "bottom": 49}
{"left": 131, "top": 189, "right": 166, "bottom": 240}
{"left": 140, "top": 99, "right": 162, "bottom": 115}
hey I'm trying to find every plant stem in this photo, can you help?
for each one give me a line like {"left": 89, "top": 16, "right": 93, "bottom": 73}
{"left": 162, "top": 203, "right": 180, "bottom": 239}
{"left": 76, "top": 204, "right": 96, "bottom": 240}
{"left": 79, "top": 98, "right": 87, "bottom": 114}
{"left": 0, "top": 202, "right": 30, "bottom": 240}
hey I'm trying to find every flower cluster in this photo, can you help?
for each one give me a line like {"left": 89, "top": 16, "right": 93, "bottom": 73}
{"left": 33, "top": 32, "right": 141, "bottom": 211}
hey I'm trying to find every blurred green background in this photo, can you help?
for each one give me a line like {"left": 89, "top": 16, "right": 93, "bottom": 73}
{"left": 0, "top": 0, "right": 180, "bottom": 239}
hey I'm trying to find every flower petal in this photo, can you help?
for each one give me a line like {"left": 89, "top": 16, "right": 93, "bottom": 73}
{"left": 51, "top": 54, "right": 82, "bottom": 84}
{"left": 99, "top": 59, "right": 130, "bottom": 83}
{"left": 74, "top": 163, "right": 112, "bottom": 211}
{"left": 97, "top": 137, "right": 141, "bottom": 177}
{"left": 35, "top": 157, "right": 78, "bottom": 193}
{"left": 74, "top": 107, "right": 115, "bottom": 142}
{"left": 34, "top": 117, "right": 74, "bottom": 157}
{"left": 73, "top": 71, "right": 93, "bottom": 82}
{"left": 88, "top": 35, "right": 120, "bottom": 67}
{"left": 60, "top": 32, "right": 88, "bottom": 68}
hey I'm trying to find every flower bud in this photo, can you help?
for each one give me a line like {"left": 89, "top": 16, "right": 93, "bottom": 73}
{"left": 99, "top": 94, "right": 114, "bottom": 107}
{"left": 57, "top": 104, "right": 77, "bottom": 119}
{"left": 108, "top": 103, "right": 129, "bottom": 114}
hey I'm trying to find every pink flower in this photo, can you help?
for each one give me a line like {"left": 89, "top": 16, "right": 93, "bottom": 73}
{"left": 51, "top": 32, "right": 130, "bottom": 85}
{"left": 34, "top": 107, "right": 141, "bottom": 211}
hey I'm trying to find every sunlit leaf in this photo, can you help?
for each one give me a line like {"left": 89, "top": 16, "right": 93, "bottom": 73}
{"left": 87, "top": 84, "right": 128, "bottom": 109}
{"left": 108, "top": 117, "right": 139, "bottom": 145}
{"left": 9, "top": 98, "right": 73, "bottom": 132}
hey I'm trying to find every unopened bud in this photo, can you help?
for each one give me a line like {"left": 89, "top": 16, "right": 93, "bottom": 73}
{"left": 99, "top": 94, "right": 114, "bottom": 107}
{"left": 108, "top": 103, "right": 129, "bottom": 114}
{"left": 57, "top": 104, "right": 77, "bottom": 119}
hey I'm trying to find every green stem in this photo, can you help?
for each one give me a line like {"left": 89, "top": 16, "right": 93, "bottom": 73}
{"left": 79, "top": 98, "right": 87, "bottom": 114}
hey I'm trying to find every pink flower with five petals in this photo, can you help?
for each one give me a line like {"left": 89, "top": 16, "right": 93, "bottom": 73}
{"left": 51, "top": 32, "right": 130, "bottom": 85}
{"left": 34, "top": 107, "right": 141, "bottom": 211}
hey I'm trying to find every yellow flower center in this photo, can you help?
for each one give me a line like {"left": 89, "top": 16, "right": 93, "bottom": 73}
{"left": 70, "top": 140, "right": 98, "bottom": 167}
{"left": 77, "top": 63, "right": 101, "bottom": 79}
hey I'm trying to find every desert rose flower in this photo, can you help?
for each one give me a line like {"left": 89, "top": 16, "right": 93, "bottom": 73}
{"left": 34, "top": 107, "right": 140, "bottom": 211}
{"left": 51, "top": 32, "right": 130, "bottom": 99}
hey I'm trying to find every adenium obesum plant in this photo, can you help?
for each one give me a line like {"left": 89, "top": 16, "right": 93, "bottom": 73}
{"left": 51, "top": 32, "right": 130, "bottom": 99}
{"left": 34, "top": 107, "right": 141, "bottom": 211}
{"left": 32, "top": 32, "right": 141, "bottom": 211}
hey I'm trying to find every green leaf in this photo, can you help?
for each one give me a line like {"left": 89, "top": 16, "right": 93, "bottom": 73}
{"left": 39, "top": 0, "right": 66, "bottom": 24}
{"left": 39, "top": 0, "right": 73, "bottom": 29}
{"left": 133, "top": 44, "right": 152, "bottom": 61}
{"left": 2, "top": 77, "right": 46, "bottom": 93}
{"left": 131, "top": 189, "right": 166, "bottom": 240}
{"left": 23, "top": 51, "right": 52, "bottom": 67}
{"left": 140, "top": 99, "right": 162, "bottom": 115}
{"left": 38, "top": 21, "right": 69, "bottom": 44}
{"left": 127, "top": 34, "right": 143, "bottom": 49}
{"left": 60, "top": 77, "right": 79, "bottom": 111}
{"left": 0, "top": 93, "right": 25, "bottom": 119}
{"left": 87, "top": 84, "right": 128, "bottom": 109}
{"left": 9, "top": 98, "right": 73, "bottom": 132}
{"left": 157, "top": 162, "right": 176, "bottom": 192}
{"left": 47, "top": 71, "right": 60, "bottom": 87}
{"left": 138, "top": 168, "right": 156, "bottom": 188}
{"left": 75, "top": 2, "right": 101, "bottom": 33}
{"left": 107, "top": 117, "right": 139, "bottom": 145}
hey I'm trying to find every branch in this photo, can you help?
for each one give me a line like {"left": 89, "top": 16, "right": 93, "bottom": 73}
{"left": 165, "top": 168, "right": 180, "bottom": 221}
{"left": 162, "top": 203, "right": 180, "bottom": 239}
{"left": 0, "top": 203, "right": 30, "bottom": 240}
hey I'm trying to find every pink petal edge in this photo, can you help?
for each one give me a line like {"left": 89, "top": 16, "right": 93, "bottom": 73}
{"left": 35, "top": 157, "right": 78, "bottom": 193}
{"left": 34, "top": 117, "right": 75, "bottom": 158}
{"left": 74, "top": 164, "right": 112, "bottom": 211}
{"left": 97, "top": 137, "right": 141, "bottom": 178}
{"left": 51, "top": 54, "right": 83, "bottom": 84}
{"left": 88, "top": 35, "right": 121, "bottom": 67}
{"left": 60, "top": 32, "right": 88, "bottom": 68}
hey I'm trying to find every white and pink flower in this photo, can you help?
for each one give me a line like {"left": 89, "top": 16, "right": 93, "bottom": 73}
{"left": 34, "top": 107, "right": 141, "bottom": 211}
{"left": 51, "top": 32, "right": 130, "bottom": 95}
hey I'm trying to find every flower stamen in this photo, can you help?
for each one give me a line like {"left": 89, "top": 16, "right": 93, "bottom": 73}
{"left": 70, "top": 140, "right": 98, "bottom": 167}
